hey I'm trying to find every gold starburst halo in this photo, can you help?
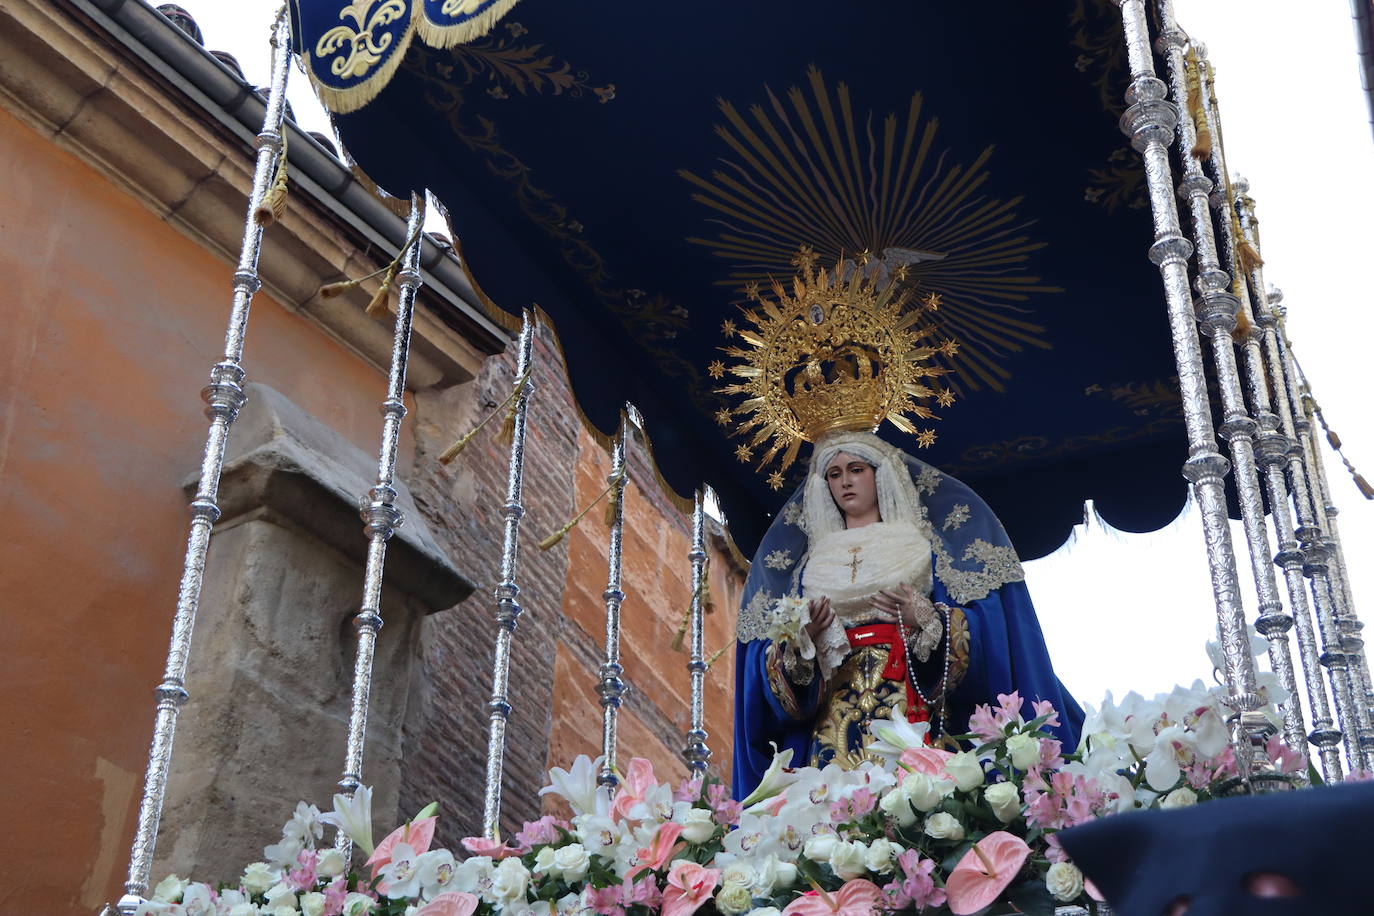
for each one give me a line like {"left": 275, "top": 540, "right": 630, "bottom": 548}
{"left": 714, "top": 247, "right": 957, "bottom": 488}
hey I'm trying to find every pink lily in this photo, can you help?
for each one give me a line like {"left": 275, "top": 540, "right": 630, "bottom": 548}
{"left": 625, "top": 822, "right": 686, "bottom": 880}
{"left": 609, "top": 758, "right": 657, "bottom": 823}
{"left": 899, "top": 745, "right": 955, "bottom": 777}
{"left": 365, "top": 816, "right": 436, "bottom": 877}
{"left": 781, "top": 879, "right": 885, "bottom": 915}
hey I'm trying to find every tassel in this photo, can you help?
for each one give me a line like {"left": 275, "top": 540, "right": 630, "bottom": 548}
{"left": 365, "top": 269, "right": 395, "bottom": 318}
{"left": 1357, "top": 474, "right": 1374, "bottom": 500}
{"left": 670, "top": 609, "right": 691, "bottom": 653}
{"left": 315, "top": 219, "right": 423, "bottom": 310}
{"left": 1231, "top": 304, "right": 1252, "bottom": 343}
{"left": 604, "top": 489, "right": 620, "bottom": 527}
{"left": 1328, "top": 429, "right": 1343, "bottom": 450}
{"left": 437, "top": 372, "right": 530, "bottom": 465}
{"left": 1238, "top": 239, "right": 1264, "bottom": 273}
{"left": 706, "top": 645, "right": 730, "bottom": 667}
{"left": 254, "top": 131, "right": 289, "bottom": 226}
{"left": 319, "top": 280, "right": 357, "bottom": 299}
{"left": 1185, "top": 49, "right": 1212, "bottom": 160}
{"left": 537, "top": 465, "right": 626, "bottom": 551}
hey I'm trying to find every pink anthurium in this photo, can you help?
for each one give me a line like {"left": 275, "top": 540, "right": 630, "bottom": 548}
{"left": 460, "top": 836, "right": 529, "bottom": 859}
{"left": 366, "top": 816, "right": 437, "bottom": 877}
{"left": 945, "top": 831, "right": 1032, "bottom": 915}
{"left": 780, "top": 878, "right": 885, "bottom": 916}
{"left": 412, "top": 891, "right": 479, "bottom": 916}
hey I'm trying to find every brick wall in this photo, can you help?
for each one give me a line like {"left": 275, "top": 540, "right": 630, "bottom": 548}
{"left": 402, "top": 323, "right": 744, "bottom": 847}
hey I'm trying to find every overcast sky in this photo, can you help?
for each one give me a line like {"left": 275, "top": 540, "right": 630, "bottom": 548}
{"left": 175, "top": 1, "right": 1373, "bottom": 712}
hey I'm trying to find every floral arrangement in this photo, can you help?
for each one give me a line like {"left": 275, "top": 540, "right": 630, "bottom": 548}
{"left": 137, "top": 677, "right": 1307, "bottom": 916}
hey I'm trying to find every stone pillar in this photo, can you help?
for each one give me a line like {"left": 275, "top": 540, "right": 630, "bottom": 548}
{"left": 155, "top": 384, "right": 473, "bottom": 883}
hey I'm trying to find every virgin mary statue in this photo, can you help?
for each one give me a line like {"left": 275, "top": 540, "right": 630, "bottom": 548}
{"left": 731, "top": 431, "right": 1084, "bottom": 798}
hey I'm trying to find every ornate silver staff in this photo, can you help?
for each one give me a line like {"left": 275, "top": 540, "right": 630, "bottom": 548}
{"left": 1110, "top": 0, "right": 1262, "bottom": 763}
{"left": 114, "top": 12, "right": 292, "bottom": 913}
{"left": 683, "top": 489, "right": 712, "bottom": 773}
{"left": 335, "top": 198, "right": 427, "bottom": 856}
{"left": 1235, "top": 185, "right": 1366, "bottom": 774}
{"left": 1195, "top": 54, "right": 1341, "bottom": 775}
{"left": 481, "top": 312, "right": 537, "bottom": 839}
{"left": 1155, "top": 20, "right": 1304, "bottom": 754}
{"left": 598, "top": 419, "right": 630, "bottom": 787}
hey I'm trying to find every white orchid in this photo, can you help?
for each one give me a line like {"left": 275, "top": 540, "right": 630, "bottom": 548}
{"left": 415, "top": 848, "right": 458, "bottom": 899}
{"left": 318, "top": 785, "right": 374, "bottom": 856}
{"left": 380, "top": 842, "right": 424, "bottom": 899}
{"left": 539, "top": 754, "right": 606, "bottom": 817}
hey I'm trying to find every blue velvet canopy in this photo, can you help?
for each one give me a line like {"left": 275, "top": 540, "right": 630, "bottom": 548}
{"left": 289, "top": 0, "right": 1192, "bottom": 560}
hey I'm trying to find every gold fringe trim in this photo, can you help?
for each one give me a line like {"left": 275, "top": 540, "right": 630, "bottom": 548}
{"left": 300, "top": 15, "right": 418, "bottom": 116}
{"left": 414, "top": 0, "right": 523, "bottom": 48}
{"left": 438, "top": 370, "right": 531, "bottom": 464}
{"left": 254, "top": 129, "right": 289, "bottom": 226}
{"left": 537, "top": 463, "right": 627, "bottom": 551}
{"left": 1184, "top": 48, "right": 1212, "bottom": 159}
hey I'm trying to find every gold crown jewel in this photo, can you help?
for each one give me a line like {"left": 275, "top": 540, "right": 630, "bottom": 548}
{"left": 713, "top": 247, "right": 959, "bottom": 489}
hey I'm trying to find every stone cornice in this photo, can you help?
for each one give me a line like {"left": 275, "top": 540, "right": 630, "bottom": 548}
{"left": 1, "top": 0, "right": 508, "bottom": 389}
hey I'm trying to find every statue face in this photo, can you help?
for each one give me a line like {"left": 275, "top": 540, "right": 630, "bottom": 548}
{"left": 824, "top": 451, "right": 879, "bottom": 524}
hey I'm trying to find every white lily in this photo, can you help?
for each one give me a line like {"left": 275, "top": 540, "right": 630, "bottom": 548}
{"left": 865, "top": 714, "right": 932, "bottom": 769}
{"left": 740, "top": 744, "right": 797, "bottom": 807}
{"left": 319, "top": 785, "right": 375, "bottom": 855}
{"left": 539, "top": 754, "right": 605, "bottom": 817}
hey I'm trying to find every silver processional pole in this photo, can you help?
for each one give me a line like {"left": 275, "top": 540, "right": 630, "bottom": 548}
{"left": 481, "top": 312, "right": 537, "bottom": 839}
{"left": 683, "top": 489, "right": 711, "bottom": 774}
{"left": 115, "top": 11, "right": 292, "bottom": 913}
{"left": 335, "top": 198, "right": 427, "bottom": 857}
{"left": 598, "top": 418, "right": 630, "bottom": 787}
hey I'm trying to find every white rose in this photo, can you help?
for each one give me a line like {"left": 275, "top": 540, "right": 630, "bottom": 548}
{"left": 533, "top": 846, "right": 558, "bottom": 874}
{"left": 1006, "top": 733, "right": 1042, "bottom": 771}
{"left": 490, "top": 857, "right": 531, "bottom": 904}
{"left": 864, "top": 838, "right": 899, "bottom": 875}
{"left": 722, "top": 861, "right": 756, "bottom": 888}
{"left": 263, "top": 884, "right": 296, "bottom": 910}
{"left": 828, "top": 840, "right": 869, "bottom": 880}
{"left": 983, "top": 782, "right": 1022, "bottom": 824}
{"left": 903, "top": 773, "right": 952, "bottom": 813}
{"left": 152, "top": 874, "right": 186, "bottom": 903}
{"left": 241, "top": 863, "right": 279, "bottom": 896}
{"left": 944, "top": 752, "right": 986, "bottom": 792}
{"left": 747, "top": 909, "right": 783, "bottom": 916}
{"left": 300, "top": 892, "right": 326, "bottom": 916}
{"left": 342, "top": 892, "right": 375, "bottom": 916}
{"left": 716, "top": 883, "right": 755, "bottom": 915}
{"left": 923, "top": 812, "right": 965, "bottom": 842}
{"left": 267, "top": 907, "right": 297, "bottom": 916}
{"left": 553, "top": 843, "right": 590, "bottom": 883}
{"left": 227, "top": 905, "right": 259, "bottom": 916}
{"left": 803, "top": 833, "right": 839, "bottom": 863}
{"left": 879, "top": 786, "right": 918, "bottom": 826}
{"left": 679, "top": 807, "right": 717, "bottom": 844}
{"left": 1161, "top": 787, "right": 1198, "bottom": 809}
{"left": 1046, "top": 861, "right": 1085, "bottom": 902}
{"left": 772, "top": 860, "right": 798, "bottom": 891}
{"left": 316, "top": 848, "right": 347, "bottom": 878}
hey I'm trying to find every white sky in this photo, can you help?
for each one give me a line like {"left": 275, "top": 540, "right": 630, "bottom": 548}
{"left": 176, "top": 1, "right": 1373, "bottom": 710}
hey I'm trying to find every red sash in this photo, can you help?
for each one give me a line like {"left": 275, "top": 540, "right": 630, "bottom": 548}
{"left": 846, "top": 623, "right": 931, "bottom": 726}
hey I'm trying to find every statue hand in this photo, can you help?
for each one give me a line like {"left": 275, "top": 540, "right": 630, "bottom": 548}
{"left": 870, "top": 584, "right": 934, "bottom": 629}
{"left": 805, "top": 596, "right": 834, "bottom": 642}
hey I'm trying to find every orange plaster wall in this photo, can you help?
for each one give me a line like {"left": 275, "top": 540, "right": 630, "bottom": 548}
{"left": 549, "top": 425, "right": 739, "bottom": 805}
{"left": 0, "top": 107, "right": 400, "bottom": 913}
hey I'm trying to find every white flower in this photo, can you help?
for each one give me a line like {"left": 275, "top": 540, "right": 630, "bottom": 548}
{"left": 263, "top": 836, "right": 304, "bottom": 869}
{"left": 316, "top": 847, "right": 347, "bottom": 879}
{"left": 553, "top": 843, "right": 591, "bottom": 883}
{"left": 676, "top": 805, "right": 717, "bottom": 844}
{"left": 299, "top": 892, "right": 326, "bottom": 916}
{"left": 342, "top": 892, "right": 375, "bottom": 916}
{"left": 741, "top": 745, "right": 798, "bottom": 807}
{"left": 540, "top": 755, "right": 607, "bottom": 818}
{"left": 629, "top": 782, "right": 676, "bottom": 822}
{"left": 750, "top": 855, "right": 793, "bottom": 896}
{"left": 573, "top": 811, "right": 621, "bottom": 856}
{"left": 451, "top": 856, "right": 494, "bottom": 895}
{"left": 263, "top": 884, "right": 297, "bottom": 910}
{"left": 802, "top": 832, "right": 839, "bottom": 863}
{"left": 944, "top": 752, "right": 985, "bottom": 792}
{"left": 241, "top": 863, "right": 279, "bottom": 896}
{"left": 181, "top": 884, "right": 214, "bottom": 916}
{"left": 152, "top": 874, "right": 187, "bottom": 903}
{"left": 319, "top": 786, "right": 375, "bottom": 856}
{"left": 866, "top": 714, "right": 932, "bottom": 768}
{"left": 381, "top": 842, "right": 427, "bottom": 899}
{"left": 266, "top": 907, "right": 297, "bottom": 916}
{"left": 489, "top": 857, "right": 530, "bottom": 904}
{"left": 533, "top": 846, "right": 558, "bottom": 875}
{"left": 923, "top": 812, "right": 965, "bottom": 842}
{"left": 225, "top": 904, "right": 258, "bottom": 916}
{"left": 1144, "top": 725, "right": 1190, "bottom": 791}
{"left": 902, "top": 773, "right": 953, "bottom": 813}
{"left": 829, "top": 840, "right": 869, "bottom": 880}
{"left": 722, "top": 861, "right": 756, "bottom": 888}
{"left": 1161, "top": 786, "right": 1198, "bottom": 809}
{"left": 878, "top": 785, "right": 918, "bottom": 827}
{"left": 216, "top": 889, "right": 250, "bottom": 912}
{"left": 864, "top": 838, "right": 899, "bottom": 875}
{"left": 717, "top": 884, "right": 755, "bottom": 915}
{"left": 983, "top": 781, "right": 1022, "bottom": 823}
{"left": 1005, "top": 733, "right": 1042, "bottom": 771}
{"left": 747, "top": 909, "right": 783, "bottom": 916}
{"left": 1046, "top": 861, "right": 1085, "bottom": 902}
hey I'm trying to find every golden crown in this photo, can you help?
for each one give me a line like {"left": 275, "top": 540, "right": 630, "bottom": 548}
{"left": 711, "top": 248, "right": 958, "bottom": 490}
